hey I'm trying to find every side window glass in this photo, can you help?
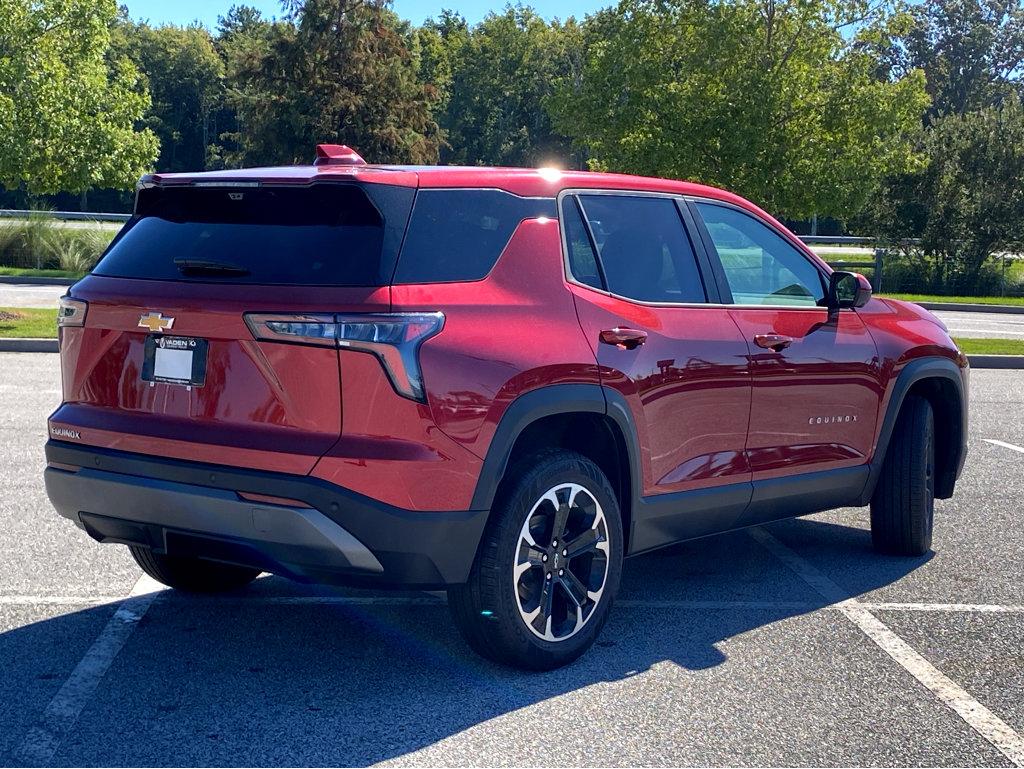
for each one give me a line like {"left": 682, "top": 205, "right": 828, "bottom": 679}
{"left": 695, "top": 203, "right": 825, "bottom": 306}
{"left": 577, "top": 194, "right": 706, "bottom": 303}
{"left": 561, "top": 197, "right": 603, "bottom": 290}
{"left": 394, "top": 190, "right": 554, "bottom": 284}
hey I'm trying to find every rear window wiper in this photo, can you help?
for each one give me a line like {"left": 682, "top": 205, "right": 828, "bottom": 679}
{"left": 173, "top": 258, "right": 250, "bottom": 276}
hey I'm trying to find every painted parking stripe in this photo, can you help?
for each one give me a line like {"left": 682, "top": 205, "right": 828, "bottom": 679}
{"left": 860, "top": 602, "right": 1024, "bottom": 614}
{"left": 984, "top": 438, "right": 1024, "bottom": 455}
{"left": 14, "top": 574, "right": 165, "bottom": 765}
{"left": 0, "top": 595, "right": 124, "bottom": 605}
{"left": 750, "top": 528, "right": 1024, "bottom": 767}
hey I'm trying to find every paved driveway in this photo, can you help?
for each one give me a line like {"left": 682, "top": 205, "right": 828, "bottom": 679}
{"left": 1, "top": 356, "right": 1022, "bottom": 766}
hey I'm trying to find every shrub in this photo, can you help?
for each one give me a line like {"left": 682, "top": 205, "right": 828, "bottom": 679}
{"left": 0, "top": 216, "right": 116, "bottom": 272}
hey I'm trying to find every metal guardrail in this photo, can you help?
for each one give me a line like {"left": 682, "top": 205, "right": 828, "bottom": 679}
{"left": 798, "top": 235, "right": 874, "bottom": 245}
{"left": 0, "top": 209, "right": 130, "bottom": 222}
{"left": 799, "top": 236, "right": 886, "bottom": 292}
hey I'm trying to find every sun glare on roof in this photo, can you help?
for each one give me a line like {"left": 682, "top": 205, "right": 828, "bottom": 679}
{"left": 537, "top": 167, "right": 562, "bottom": 182}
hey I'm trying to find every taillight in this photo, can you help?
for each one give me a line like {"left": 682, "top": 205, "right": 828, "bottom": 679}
{"left": 245, "top": 312, "right": 444, "bottom": 402}
{"left": 57, "top": 296, "right": 88, "bottom": 327}
{"left": 244, "top": 314, "right": 336, "bottom": 347}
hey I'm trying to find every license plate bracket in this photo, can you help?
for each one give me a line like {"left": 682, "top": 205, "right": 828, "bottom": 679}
{"left": 142, "top": 335, "right": 208, "bottom": 387}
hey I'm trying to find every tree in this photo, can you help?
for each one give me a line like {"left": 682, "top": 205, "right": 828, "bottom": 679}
{"left": 428, "top": 6, "right": 579, "bottom": 167}
{"left": 864, "top": 96, "right": 1024, "bottom": 293}
{"left": 413, "top": 10, "right": 470, "bottom": 119}
{"left": 547, "top": 0, "right": 930, "bottom": 220}
{"left": 0, "top": 0, "right": 158, "bottom": 195}
{"left": 113, "top": 21, "right": 225, "bottom": 172}
{"left": 902, "top": 0, "right": 1024, "bottom": 121}
{"left": 223, "top": 0, "right": 439, "bottom": 166}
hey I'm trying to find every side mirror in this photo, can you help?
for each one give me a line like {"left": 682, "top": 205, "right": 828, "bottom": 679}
{"left": 827, "top": 271, "right": 872, "bottom": 312}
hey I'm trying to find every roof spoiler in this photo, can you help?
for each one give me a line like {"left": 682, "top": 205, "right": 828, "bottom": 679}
{"left": 314, "top": 144, "right": 366, "bottom": 166}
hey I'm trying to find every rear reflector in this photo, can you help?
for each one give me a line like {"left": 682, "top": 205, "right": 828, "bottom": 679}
{"left": 245, "top": 312, "right": 444, "bottom": 402}
{"left": 237, "top": 491, "right": 313, "bottom": 509}
{"left": 47, "top": 462, "right": 82, "bottom": 473}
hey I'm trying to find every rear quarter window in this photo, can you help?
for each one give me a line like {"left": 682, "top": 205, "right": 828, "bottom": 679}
{"left": 393, "top": 189, "right": 556, "bottom": 283}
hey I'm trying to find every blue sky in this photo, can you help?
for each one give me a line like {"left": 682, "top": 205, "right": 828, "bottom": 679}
{"left": 121, "top": 0, "right": 605, "bottom": 28}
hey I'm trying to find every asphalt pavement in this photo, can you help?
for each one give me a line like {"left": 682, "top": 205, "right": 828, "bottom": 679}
{"left": 1, "top": 354, "right": 1022, "bottom": 766}
{"left": 935, "top": 309, "right": 1024, "bottom": 340}
{"left": 0, "top": 283, "right": 66, "bottom": 309}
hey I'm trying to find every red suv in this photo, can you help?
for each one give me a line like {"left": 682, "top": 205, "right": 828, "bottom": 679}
{"left": 45, "top": 145, "right": 968, "bottom": 669}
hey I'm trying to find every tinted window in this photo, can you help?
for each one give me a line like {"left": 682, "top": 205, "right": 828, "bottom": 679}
{"left": 561, "top": 197, "right": 603, "bottom": 290}
{"left": 577, "top": 194, "right": 705, "bottom": 303}
{"left": 93, "top": 184, "right": 407, "bottom": 286}
{"left": 696, "top": 203, "right": 825, "bottom": 306}
{"left": 394, "top": 189, "right": 555, "bottom": 283}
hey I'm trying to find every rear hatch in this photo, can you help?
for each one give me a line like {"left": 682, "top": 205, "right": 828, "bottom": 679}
{"left": 50, "top": 177, "right": 416, "bottom": 475}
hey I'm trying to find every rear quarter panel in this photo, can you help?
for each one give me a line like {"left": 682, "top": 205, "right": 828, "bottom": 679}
{"left": 390, "top": 217, "right": 602, "bottom": 462}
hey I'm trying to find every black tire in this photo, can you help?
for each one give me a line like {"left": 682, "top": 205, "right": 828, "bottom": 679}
{"left": 871, "top": 395, "right": 936, "bottom": 556}
{"left": 129, "top": 546, "right": 260, "bottom": 592}
{"left": 449, "top": 449, "right": 624, "bottom": 671}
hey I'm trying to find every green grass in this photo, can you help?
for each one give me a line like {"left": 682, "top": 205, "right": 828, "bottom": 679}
{"left": 952, "top": 337, "right": 1024, "bottom": 355}
{"left": 881, "top": 293, "right": 1024, "bottom": 307}
{"left": 0, "top": 308, "right": 57, "bottom": 338}
{"left": 0, "top": 266, "right": 83, "bottom": 279}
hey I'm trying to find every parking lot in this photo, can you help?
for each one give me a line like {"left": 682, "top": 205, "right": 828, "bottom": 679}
{"left": 1, "top": 353, "right": 1022, "bottom": 767}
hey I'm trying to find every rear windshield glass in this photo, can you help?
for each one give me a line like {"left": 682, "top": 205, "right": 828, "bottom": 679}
{"left": 93, "top": 184, "right": 409, "bottom": 286}
{"left": 393, "top": 189, "right": 556, "bottom": 283}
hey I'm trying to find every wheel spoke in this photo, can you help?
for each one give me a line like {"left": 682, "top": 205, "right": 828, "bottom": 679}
{"left": 538, "top": 575, "right": 555, "bottom": 630}
{"left": 551, "top": 494, "right": 572, "bottom": 543}
{"left": 514, "top": 545, "right": 547, "bottom": 580}
{"left": 559, "top": 569, "right": 588, "bottom": 608}
{"left": 564, "top": 528, "right": 601, "bottom": 559}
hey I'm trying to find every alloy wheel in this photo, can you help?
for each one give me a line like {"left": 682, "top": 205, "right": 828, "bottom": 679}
{"left": 513, "top": 482, "right": 610, "bottom": 642}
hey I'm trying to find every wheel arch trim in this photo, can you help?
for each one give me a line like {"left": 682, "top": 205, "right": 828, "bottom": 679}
{"left": 469, "top": 384, "right": 642, "bottom": 517}
{"left": 860, "top": 355, "right": 967, "bottom": 504}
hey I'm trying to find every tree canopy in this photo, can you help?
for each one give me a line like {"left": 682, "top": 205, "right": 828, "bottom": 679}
{"left": 112, "top": 20, "right": 225, "bottom": 173}
{"left": 0, "top": 0, "right": 158, "bottom": 195}
{"left": 546, "top": 0, "right": 930, "bottom": 220}
{"left": 421, "top": 7, "right": 579, "bottom": 167}
{"left": 222, "top": 0, "right": 440, "bottom": 166}
{"left": 902, "top": 0, "right": 1024, "bottom": 121}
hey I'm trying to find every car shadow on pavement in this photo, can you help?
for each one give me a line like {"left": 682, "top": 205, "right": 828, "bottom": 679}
{"left": 0, "top": 516, "right": 931, "bottom": 766}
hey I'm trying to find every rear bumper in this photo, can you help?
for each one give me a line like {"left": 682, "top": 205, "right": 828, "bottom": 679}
{"left": 44, "top": 441, "right": 489, "bottom": 588}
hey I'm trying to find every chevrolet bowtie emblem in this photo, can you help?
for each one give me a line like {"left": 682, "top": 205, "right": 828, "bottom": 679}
{"left": 138, "top": 312, "right": 175, "bottom": 333}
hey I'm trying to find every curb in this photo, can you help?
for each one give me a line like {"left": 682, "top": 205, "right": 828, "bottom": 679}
{"left": 0, "top": 276, "right": 76, "bottom": 286}
{"left": 917, "top": 301, "right": 1024, "bottom": 315}
{"left": 0, "top": 338, "right": 58, "bottom": 353}
{"left": 966, "top": 354, "right": 1024, "bottom": 369}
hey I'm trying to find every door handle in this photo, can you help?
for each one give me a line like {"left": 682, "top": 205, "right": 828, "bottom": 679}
{"left": 753, "top": 333, "right": 793, "bottom": 352}
{"left": 600, "top": 328, "right": 648, "bottom": 350}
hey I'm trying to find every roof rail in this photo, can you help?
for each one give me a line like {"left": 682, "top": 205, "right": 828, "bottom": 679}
{"left": 314, "top": 144, "right": 366, "bottom": 166}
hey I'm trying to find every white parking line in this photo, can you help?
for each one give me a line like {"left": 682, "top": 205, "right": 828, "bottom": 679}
{"left": 14, "top": 574, "right": 166, "bottom": 765}
{"left": 984, "top": 438, "right": 1024, "bottom": 455}
{"left": 750, "top": 528, "right": 1024, "bottom": 768}
{"left": 0, "top": 595, "right": 124, "bottom": 605}
{"left": 861, "top": 602, "right": 1024, "bottom": 614}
